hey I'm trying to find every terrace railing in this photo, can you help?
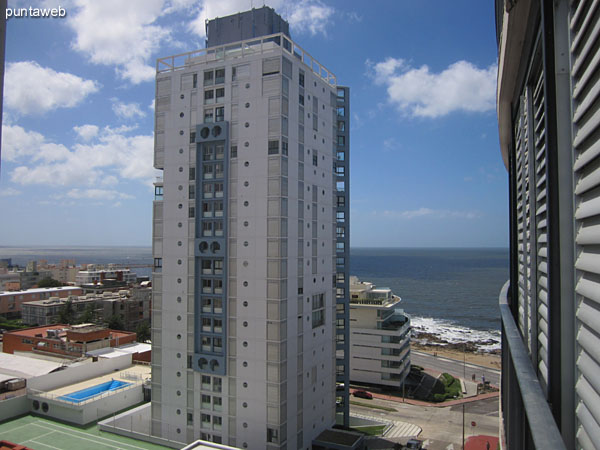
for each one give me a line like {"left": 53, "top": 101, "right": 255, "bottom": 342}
{"left": 499, "top": 280, "right": 566, "bottom": 449}
{"left": 156, "top": 32, "right": 337, "bottom": 86}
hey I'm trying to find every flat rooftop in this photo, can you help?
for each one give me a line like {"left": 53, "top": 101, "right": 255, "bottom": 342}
{"left": 0, "top": 286, "right": 82, "bottom": 296}
{"left": 157, "top": 32, "right": 336, "bottom": 86}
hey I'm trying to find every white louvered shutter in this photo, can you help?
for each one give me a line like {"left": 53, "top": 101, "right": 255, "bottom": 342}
{"left": 570, "top": 0, "right": 600, "bottom": 447}
{"left": 531, "top": 63, "right": 550, "bottom": 393}
{"left": 515, "top": 94, "right": 532, "bottom": 341}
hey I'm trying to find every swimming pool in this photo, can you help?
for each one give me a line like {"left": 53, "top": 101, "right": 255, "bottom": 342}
{"left": 58, "top": 379, "right": 131, "bottom": 403}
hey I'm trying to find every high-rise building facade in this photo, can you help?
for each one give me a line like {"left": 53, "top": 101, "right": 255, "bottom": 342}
{"left": 496, "top": 0, "right": 600, "bottom": 448}
{"left": 151, "top": 8, "right": 349, "bottom": 448}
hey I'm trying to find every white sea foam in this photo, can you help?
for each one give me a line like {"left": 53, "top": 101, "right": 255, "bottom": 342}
{"left": 410, "top": 316, "right": 501, "bottom": 351}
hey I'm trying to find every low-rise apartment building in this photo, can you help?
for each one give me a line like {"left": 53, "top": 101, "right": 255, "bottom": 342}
{"left": 349, "top": 277, "right": 411, "bottom": 388}
{"left": 21, "top": 286, "right": 151, "bottom": 330}
{"left": 0, "top": 287, "right": 83, "bottom": 320}
{"left": 75, "top": 264, "right": 137, "bottom": 285}
{"left": 3, "top": 324, "right": 137, "bottom": 357}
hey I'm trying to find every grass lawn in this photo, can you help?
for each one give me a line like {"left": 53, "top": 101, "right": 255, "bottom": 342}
{"left": 0, "top": 415, "right": 170, "bottom": 450}
{"left": 349, "top": 400, "right": 396, "bottom": 412}
{"left": 351, "top": 424, "right": 386, "bottom": 436}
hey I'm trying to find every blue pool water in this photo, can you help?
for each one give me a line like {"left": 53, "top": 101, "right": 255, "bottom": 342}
{"left": 59, "top": 379, "right": 131, "bottom": 403}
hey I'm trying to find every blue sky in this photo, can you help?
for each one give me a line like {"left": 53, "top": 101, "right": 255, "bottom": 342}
{"left": 1, "top": 0, "right": 507, "bottom": 247}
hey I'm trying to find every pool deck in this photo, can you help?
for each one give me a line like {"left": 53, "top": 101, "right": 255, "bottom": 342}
{"left": 46, "top": 364, "right": 151, "bottom": 397}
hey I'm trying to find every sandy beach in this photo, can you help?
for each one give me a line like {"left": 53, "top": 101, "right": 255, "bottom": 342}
{"left": 412, "top": 343, "right": 501, "bottom": 370}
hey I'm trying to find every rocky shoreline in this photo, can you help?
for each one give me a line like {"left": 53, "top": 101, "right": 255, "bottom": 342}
{"left": 411, "top": 330, "right": 501, "bottom": 355}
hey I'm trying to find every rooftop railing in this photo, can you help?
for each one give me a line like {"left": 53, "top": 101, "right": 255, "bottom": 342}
{"left": 499, "top": 280, "right": 566, "bottom": 449}
{"left": 157, "top": 32, "right": 337, "bottom": 86}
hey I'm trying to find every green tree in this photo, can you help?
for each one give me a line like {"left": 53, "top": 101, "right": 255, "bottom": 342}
{"left": 57, "top": 300, "right": 75, "bottom": 324}
{"left": 37, "top": 277, "right": 62, "bottom": 288}
{"left": 107, "top": 314, "right": 124, "bottom": 330}
{"left": 135, "top": 321, "right": 150, "bottom": 342}
{"left": 79, "top": 302, "right": 97, "bottom": 324}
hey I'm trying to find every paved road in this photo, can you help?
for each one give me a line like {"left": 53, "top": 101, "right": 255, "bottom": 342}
{"left": 411, "top": 351, "right": 501, "bottom": 386}
{"left": 351, "top": 396, "right": 499, "bottom": 450}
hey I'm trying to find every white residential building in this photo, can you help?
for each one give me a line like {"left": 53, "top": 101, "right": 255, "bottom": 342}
{"left": 75, "top": 264, "right": 137, "bottom": 285}
{"left": 151, "top": 7, "right": 350, "bottom": 449}
{"left": 349, "top": 277, "right": 410, "bottom": 388}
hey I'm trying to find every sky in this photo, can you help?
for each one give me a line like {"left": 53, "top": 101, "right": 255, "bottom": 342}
{"left": 0, "top": 0, "right": 507, "bottom": 247}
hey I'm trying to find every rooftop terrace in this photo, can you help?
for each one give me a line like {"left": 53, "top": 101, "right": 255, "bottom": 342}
{"left": 157, "top": 32, "right": 337, "bottom": 86}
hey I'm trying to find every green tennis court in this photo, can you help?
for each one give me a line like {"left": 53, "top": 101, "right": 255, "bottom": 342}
{"left": 0, "top": 415, "right": 170, "bottom": 450}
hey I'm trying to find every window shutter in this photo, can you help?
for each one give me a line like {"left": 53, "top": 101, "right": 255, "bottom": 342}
{"left": 531, "top": 64, "right": 550, "bottom": 393}
{"left": 263, "top": 57, "right": 281, "bottom": 76}
{"left": 570, "top": 1, "right": 600, "bottom": 446}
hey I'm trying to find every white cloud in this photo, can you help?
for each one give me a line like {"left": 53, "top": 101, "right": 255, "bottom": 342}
{"left": 5, "top": 61, "right": 99, "bottom": 115}
{"left": 370, "top": 57, "right": 497, "bottom": 118}
{"left": 73, "top": 124, "right": 99, "bottom": 141}
{"left": 380, "top": 208, "right": 481, "bottom": 220}
{"left": 3, "top": 124, "right": 71, "bottom": 162}
{"left": 188, "top": 0, "right": 335, "bottom": 38}
{"left": 112, "top": 100, "right": 146, "bottom": 119}
{"left": 149, "top": 99, "right": 155, "bottom": 111}
{"left": 4, "top": 124, "right": 157, "bottom": 188}
{"left": 68, "top": 0, "right": 169, "bottom": 84}
{"left": 0, "top": 187, "right": 22, "bottom": 197}
{"left": 66, "top": 0, "right": 338, "bottom": 83}
{"left": 64, "top": 189, "right": 135, "bottom": 200}
{"left": 383, "top": 137, "right": 400, "bottom": 151}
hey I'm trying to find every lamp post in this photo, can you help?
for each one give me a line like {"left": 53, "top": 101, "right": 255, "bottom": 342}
{"left": 462, "top": 343, "right": 466, "bottom": 450}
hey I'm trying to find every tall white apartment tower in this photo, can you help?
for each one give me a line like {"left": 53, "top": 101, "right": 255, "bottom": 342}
{"left": 151, "top": 7, "right": 350, "bottom": 449}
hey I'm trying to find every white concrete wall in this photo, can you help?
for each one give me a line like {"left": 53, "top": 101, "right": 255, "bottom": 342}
{"left": 29, "top": 383, "right": 143, "bottom": 425}
{"left": 28, "top": 354, "right": 132, "bottom": 391}
{"left": 0, "top": 395, "right": 29, "bottom": 422}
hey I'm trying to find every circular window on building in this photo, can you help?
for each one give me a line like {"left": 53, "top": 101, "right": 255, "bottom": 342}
{"left": 42, "top": 402, "right": 49, "bottom": 413}
{"left": 32, "top": 400, "right": 40, "bottom": 410}
{"left": 200, "top": 127, "right": 210, "bottom": 139}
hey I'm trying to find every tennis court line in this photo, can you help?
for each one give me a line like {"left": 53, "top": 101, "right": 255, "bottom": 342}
{"left": 21, "top": 430, "right": 57, "bottom": 446}
{"left": 25, "top": 439, "right": 63, "bottom": 450}
{"left": 32, "top": 422, "right": 149, "bottom": 450}
{"left": 0, "top": 423, "right": 34, "bottom": 435}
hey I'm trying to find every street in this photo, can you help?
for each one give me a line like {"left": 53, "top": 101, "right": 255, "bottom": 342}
{"left": 349, "top": 350, "right": 501, "bottom": 449}
{"left": 411, "top": 351, "right": 501, "bottom": 386}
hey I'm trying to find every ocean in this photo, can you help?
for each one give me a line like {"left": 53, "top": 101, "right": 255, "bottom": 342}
{"left": 350, "top": 248, "right": 508, "bottom": 351}
{"left": 0, "top": 246, "right": 507, "bottom": 350}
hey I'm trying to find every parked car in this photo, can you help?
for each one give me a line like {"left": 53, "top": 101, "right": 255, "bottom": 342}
{"left": 352, "top": 389, "right": 373, "bottom": 399}
{"left": 405, "top": 439, "right": 423, "bottom": 449}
